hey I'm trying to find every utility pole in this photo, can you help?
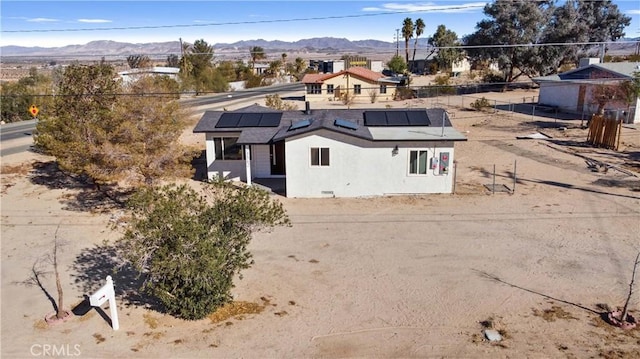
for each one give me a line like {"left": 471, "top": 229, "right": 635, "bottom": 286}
{"left": 395, "top": 29, "right": 400, "bottom": 57}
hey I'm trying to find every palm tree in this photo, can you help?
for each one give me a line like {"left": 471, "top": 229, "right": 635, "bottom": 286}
{"left": 402, "top": 18, "right": 414, "bottom": 65}
{"left": 281, "top": 53, "right": 288, "bottom": 74}
{"left": 412, "top": 18, "right": 425, "bottom": 72}
{"left": 250, "top": 46, "right": 266, "bottom": 69}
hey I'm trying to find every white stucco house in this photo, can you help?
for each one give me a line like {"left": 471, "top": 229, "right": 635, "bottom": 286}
{"left": 533, "top": 61, "right": 640, "bottom": 124}
{"left": 117, "top": 66, "right": 180, "bottom": 85}
{"left": 301, "top": 67, "right": 402, "bottom": 103}
{"left": 193, "top": 104, "right": 467, "bottom": 198}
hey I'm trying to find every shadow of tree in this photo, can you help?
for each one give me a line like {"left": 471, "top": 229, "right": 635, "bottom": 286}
{"left": 70, "top": 244, "right": 164, "bottom": 313}
{"left": 191, "top": 150, "right": 208, "bottom": 182}
{"left": 29, "top": 161, "right": 132, "bottom": 212}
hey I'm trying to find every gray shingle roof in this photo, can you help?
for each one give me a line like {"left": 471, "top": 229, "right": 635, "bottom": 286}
{"left": 193, "top": 105, "right": 466, "bottom": 144}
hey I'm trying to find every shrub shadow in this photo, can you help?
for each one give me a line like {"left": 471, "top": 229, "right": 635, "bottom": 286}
{"left": 29, "top": 161, "right": 132, "bottom": 212}
{"left": 71, "top": 244, "right": 164, "bottom": 313}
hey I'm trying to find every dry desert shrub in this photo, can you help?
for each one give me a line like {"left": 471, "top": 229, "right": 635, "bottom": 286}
{"left": 207, "top": 301, "right": 265, "bottom": 324}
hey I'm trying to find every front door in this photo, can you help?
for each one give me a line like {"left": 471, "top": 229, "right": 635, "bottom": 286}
{"left": 270, "top": 141, "right": 286, "bottom": 175}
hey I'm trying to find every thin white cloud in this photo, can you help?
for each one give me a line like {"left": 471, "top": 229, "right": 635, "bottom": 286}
{"left": 27, "top": 18, "right": 59, "bottom": 23}
{"left": 626, "top": 10, "right": 640, "bottom": 15}
{"left": 77, "top": 19, "right": 112, "bottom": 23}
{"left": 363, "top": 2, "right": 486, "bottom": 13}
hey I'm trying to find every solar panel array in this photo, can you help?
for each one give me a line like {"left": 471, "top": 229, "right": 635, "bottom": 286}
{"left": 215, "top": 112, "right": 282, "bottom": 128}
{"left": 363, "top": 111, "right": 431, "bottom": 126}
{"left": 289, "top": 119, "right": 312, "bottom": 131}
{"left": 334, "top": 119, "right": 359, "bottom": 130}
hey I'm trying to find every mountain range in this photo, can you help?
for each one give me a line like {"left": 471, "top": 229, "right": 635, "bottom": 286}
{"left": 1, "top": 36, "right": 637, "bottom": 59}
{"left": 1, "top": 37, "right": 405, "bottom": 59}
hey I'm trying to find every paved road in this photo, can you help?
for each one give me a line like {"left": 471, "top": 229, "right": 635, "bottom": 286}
{"left": 0, "top": 83, "right": 306, "bottom": 157}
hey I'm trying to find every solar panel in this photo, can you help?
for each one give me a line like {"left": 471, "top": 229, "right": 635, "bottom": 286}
{"left": 363, "top": 111, "right": 387, "bottom": 126}
{"left": 386, "top": 111, "right": 410, "bottom": 126}
{"left": 215, "top": 112, "right": 282, "bottom": 128}
{"left": 364, "top": 110, "right": 431, "bottom": 126}
{"left": 334, "top": 119, "right": 358, "bottom": 130}
{"left": 289, "top": 119, "right": 312, "bottom": 131}
{"left": 216, "top": 113, "right": 242, "bottom": 128}
{"left": 259, "top": 112, "right": 282, "bottom": 127}
{"left": 406, "top": 111, "right": 430, "bottom": 126}
{"left": 238, "top": 113, "right": 261, "bottom": 127}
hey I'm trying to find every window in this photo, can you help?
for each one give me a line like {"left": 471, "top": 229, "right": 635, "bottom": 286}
{"left": 214, "top": 137, "right": 246, "bottom": 160}
{"left": 354, "top": 84, "right": 361, "bottom": 94}
{"left": 327, "top": 84, "right": 334, "bottom": 94}
{"left": 310, "top": 147, "right": 330, "bottom": 166}
{"left": 380, "top": 84, "right": 387, "bottom": 94}
{"left": 307, "top": 84, "right": 321, "bottom": 94}
{"left": 409, "top": 150, "right": 428, "bottom": 175}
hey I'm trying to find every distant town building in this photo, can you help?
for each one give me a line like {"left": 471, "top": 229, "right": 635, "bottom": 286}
{"left": 117, "top": 67, "right": 180, "bottom": 85}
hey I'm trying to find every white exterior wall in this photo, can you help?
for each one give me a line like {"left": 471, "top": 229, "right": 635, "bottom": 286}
{"left": 370, "top": 60, "right": 383, "bottom": 73}
{"left": 251, "top": 145, "right": 272, "bottom": 177}
{"left": 539, "top": 82, "right": 640, "bottom": 122}
{"left": 205, "top": 133, "right": 245, "bottom": 181}
{"left": 285, "top": 132, "right": 455, "bottom": 198}
{"left": 538, "top": 83, "right": 580, "bottom": 112}
{"left": 451, "top": 59, "right": 471, "bottom": 74}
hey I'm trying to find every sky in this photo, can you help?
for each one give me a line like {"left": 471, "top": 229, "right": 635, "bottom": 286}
{"left": 1, "top": 0, "right": 639, "bottom": 48}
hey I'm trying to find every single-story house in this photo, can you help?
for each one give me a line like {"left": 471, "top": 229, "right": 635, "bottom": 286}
{"left": 193, "top": 104, "right": 467, "bottom": 198}
{"left": 533, "top": 62, "right": 640, "bottom": 123}
{"left": 301, "top": 67, "right": 402, "bottom": 103}
{"left": 117, "top": 66, "right": 180, "bottom": 85}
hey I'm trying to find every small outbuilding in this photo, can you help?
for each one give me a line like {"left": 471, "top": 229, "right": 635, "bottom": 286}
{"left": 193, "top": 104, "right": 467, "bottom": 198}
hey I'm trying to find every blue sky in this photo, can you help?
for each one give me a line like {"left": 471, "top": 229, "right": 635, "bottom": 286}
{"left": 1, "top": 0, "right": 639, "bottom": 47}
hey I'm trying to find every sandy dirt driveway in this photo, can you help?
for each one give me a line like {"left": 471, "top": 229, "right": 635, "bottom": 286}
{"left": 2, "top": 89, "right": 640, "bottom": 358}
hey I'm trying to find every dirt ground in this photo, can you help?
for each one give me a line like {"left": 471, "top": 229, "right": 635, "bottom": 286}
{"left": 2, "top": 88, "right": 640, "bottom": 358}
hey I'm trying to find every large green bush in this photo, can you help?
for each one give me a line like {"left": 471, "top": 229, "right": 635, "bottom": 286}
{"left": 117, "top": 182, "right": 290, "bottom": 320}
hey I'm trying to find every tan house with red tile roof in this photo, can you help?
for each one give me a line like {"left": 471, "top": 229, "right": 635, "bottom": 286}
{"left": 301, "top": 67, "right": 402, "bottom": 103}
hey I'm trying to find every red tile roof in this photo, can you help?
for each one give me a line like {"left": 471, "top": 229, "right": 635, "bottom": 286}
{"left": 301, "top": 67, "right": 385, "bottom": 84}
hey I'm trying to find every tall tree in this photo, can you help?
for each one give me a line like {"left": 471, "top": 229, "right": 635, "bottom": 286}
{"left": 540, "top": 0, "right": 631, "bottom": 73}
{"left": 402, "top": 18, "right": 415, "bottom": 64}
{"left": 250, "top": 46, "right": 266, "bottom": 69}
{"left": 35, "top": 64, "right": 196, "bottom": 186}
{"left": 429, "top": 25, "right": 465, "bottom": 72}
{"left": 166, "top": 54, "right": 180, "bottom": 67}
{"left": 126, "top": 55, "right": 151, "bottom": 69}
{"left": 411, "top": 18, "right": 425, "bottom": 69}
{"left": 463, "top": 0, "right": 554, "bottom": 82}
{"left": 179, "top": 39, "right": 224, "bottom": 95}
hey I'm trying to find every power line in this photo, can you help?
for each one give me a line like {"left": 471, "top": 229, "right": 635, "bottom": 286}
{"left": 1, "top": 5, "right": 485, "bottom": 34}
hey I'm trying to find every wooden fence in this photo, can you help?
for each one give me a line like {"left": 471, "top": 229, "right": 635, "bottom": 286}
{"left": 586, "top": 115, "right": 622, "bottom": 150}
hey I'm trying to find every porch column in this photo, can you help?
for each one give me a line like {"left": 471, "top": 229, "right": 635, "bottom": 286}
{"left": 244, "top": 145, "right": 252, "bottom": 186}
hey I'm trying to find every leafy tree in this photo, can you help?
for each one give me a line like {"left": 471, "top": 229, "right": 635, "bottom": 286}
{"left": 430, "top": 25, "right": 465, "bottom": 72}
{"left": 402, "top": 18, "right": 414, "bottom": 64}
{"left": 1, "top": 67, "right": 53, "bottom": 123}
{"left": 411, "top": 18, "right": 425, "bottom": 69}
{"left": 265, "top": 94, "right": 297, "bottom": 110}
{"left": 166, "top": 54, "right": 180, "bottom": 67}
{"left": 250, "top": 46, "right": 266, "bottom": 69}
{"left": 126, "top": 55, "right": 152, "bottom": 69}
{"left": 217, "top": 61, "right": 238, "bottom": 82}
{"left": 266, "top": 60, "right": 283, "bottom": 78}
{"left": 463, "top": 1, "right": 554, "bottom": 82}
{"left": 35, "top": 63, "right": 196, "bottom": 186}
{"left": 179, "top": 39, "right": 226, "bottom": 95}
{"left": 386, "top": 55, "right": 407, "bottom": 74}
{"left": 540, "top": 0, "right": 631, "bottom": 73}
{"left": 116, "top": 182, "right": 290, "bottom": 320}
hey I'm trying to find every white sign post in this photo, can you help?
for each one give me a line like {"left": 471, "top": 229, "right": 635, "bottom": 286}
{"left": 89, "top": 276, "right": 119, "bottom": 330}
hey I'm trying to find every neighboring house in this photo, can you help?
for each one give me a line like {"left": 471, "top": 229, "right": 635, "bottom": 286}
{"left": 451, "top": 58, "right": 471, "bottom": 76}
{"left": 533, "top": 61, "right": 640, "bottom": 124}
{"left": 193, "top": 104, "right": 467, "bottom": 198}
{"left": 301, "top": 67, "right": 401, "bottom": 102}
{"left": 117, "top": 66, "right": 180, "bottom": 85}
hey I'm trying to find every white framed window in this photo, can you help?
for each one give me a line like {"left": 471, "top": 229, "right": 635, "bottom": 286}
{"left": 307, "top": 84, "right": 321, "bottom": 94}
{"left": 327, "top": 84, "right": 334, "bottom": 94}
{"left": 214, "top": 137, "right": 247, "bottom": 160}
{"left": 354, "top": 84, "right": 362, "bottom": 94}
{"left": 310, "top": 147, "right": 330, "bottom": 167}
{"left": 409, "top": 150, "right": 429, "bottom": 175}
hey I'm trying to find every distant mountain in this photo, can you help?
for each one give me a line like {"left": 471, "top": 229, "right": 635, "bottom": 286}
{"left": 0, "top": 37, "right": 403, "bottom": 59}
{"left": 2, "top": 36, "right": 636, "bottom": 59}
